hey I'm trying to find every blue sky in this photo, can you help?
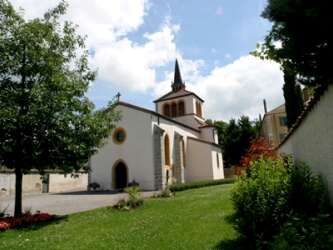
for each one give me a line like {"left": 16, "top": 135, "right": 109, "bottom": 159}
{"left": 12, "top": 0, "right": 284, "bottom": 120}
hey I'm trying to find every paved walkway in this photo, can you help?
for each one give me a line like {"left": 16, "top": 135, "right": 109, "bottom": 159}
{"left": 0, "top": 190, "right": 156, "bottom": 216}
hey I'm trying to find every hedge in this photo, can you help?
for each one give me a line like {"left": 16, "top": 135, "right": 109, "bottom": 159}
{"left": 169, "top": 178, "right": 236, "bottom": 192}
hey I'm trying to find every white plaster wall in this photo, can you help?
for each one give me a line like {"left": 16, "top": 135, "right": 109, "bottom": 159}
{"left": 0, "top": 174, "right": 42, "bottom": 196}
{"left": 211, "top": 150, "right": 225, "bottom": 180}
{"left": 185, "top": 139, "right": 224, "bottom": 181}
{"left": 279, "top": 138, "right": 293, "bottom": 155}
{"left": 153, "top": 115, "right": 200, "bottom": 170}
{"left": 90, "top": 105, "right": 155, "bottom": 190}
{"left": 200, "top": 127, "right": 217, "bottom": 143}
{"left": 278, "top": 85, "right": 333, "bottom": 203}
{"left": 48, "top": 174, "right": 88, "bottom": 193}
{"left": 173, "top": 115, "right": 202, "bottom": 129}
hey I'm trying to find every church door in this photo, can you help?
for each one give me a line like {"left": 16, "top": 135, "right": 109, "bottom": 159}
{"left": 113, "top": 162, "right": 128, "bottom": 189}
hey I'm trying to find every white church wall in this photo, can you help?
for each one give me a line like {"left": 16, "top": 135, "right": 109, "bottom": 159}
{"left": 153, "top": 116, "right": 200, "bottom": 168}
{"left": 186, "top": 139, "right": 211, "bottom": 181}
{"left": 173, "top": 115, "right": 201, "bottom": 129}
{"left": 200, "top": 127, "right": 217, "bottom": 143}
{"left": 211, "top": 150, "right": 224, "bottom": 180}
{"left": 90, "top": 105, "right": 155, "bottom": 190}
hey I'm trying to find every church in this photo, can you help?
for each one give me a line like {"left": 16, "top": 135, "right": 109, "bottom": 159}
{"left": 89, "top": 60, "right": 224, "bottom": 190}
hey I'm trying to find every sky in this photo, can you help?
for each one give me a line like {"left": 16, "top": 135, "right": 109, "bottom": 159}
{"left": 11, "top": 0, "right": 284, "bottom": 121}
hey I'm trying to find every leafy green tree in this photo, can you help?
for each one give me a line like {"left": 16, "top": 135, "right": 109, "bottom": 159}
{"left": 214, "top": 116, "right": 258, "bottom": 168}
{"left": 256, "top": 0, "right": 332, "bottom": 87}
{"left": 0, "top": 1, "right": 119, "bottom": 217}
{"left": 283, "top": 67, "right": 304, "bottom": 128}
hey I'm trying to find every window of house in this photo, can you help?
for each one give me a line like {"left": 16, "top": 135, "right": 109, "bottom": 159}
{"left": 216, "top": 153, "right": 220, "bottom": 168}
{"left": 178, "top": 101, "right": 185, "bottom": 116}
{"left": 180, "top": 139, "right": 186, "bottom": 168}
{"left": 171, "top": 102, "right": 177, "bottom": 117}
{"left": 279, "top": 116, "right": 288, "bottom": 127}
{"left": 163, "top": 103, "right": 170, "bottom": 117}
{"left": 113, "top": 127, "right": 126, "bottom": 144}
{"left": 196, "top": 101, "right": 202, "bottom": 117}
{"left": 164, "top": 134, "right": 170, "bottom": 166}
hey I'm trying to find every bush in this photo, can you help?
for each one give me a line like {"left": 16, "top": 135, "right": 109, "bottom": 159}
{"left": 125, "top": 186, "right": 143, "bottom": 208}
{"left": 114, "top": 186, "right": 143, "bottom": 211}
{"left": 0, "top": 212, "right": 55, "bottom": 231}
{"left": 169, "top": 178, "right": 235, "bottom": 192}
{"left": 287, "top": 162, "right": 330, "bottom": 217}
{"left": 88, "top": 182, "right": 100, "bottom": 191}
{"left": 127, "top": 179, "right": 139, "bottom": 187}
{"left": 154, "top": 187, "right": 174, "bottom": 198}
{"left": 232, "top": 158, "right": 331, "bottom": 248}
{"left": 232, "top": 158, "right": 290, "bottom": 245}
{"left": 271, "top": 214, "right": 333, "bottom": 250}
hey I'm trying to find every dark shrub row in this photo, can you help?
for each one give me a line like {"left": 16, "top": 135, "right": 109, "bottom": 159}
{"left": 169, "top": 178, "right": 236, "bottom": 192}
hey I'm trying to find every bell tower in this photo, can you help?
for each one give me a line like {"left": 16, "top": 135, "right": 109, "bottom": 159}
{"left": 154, "top": 59, "right": 206, "bottom": 129}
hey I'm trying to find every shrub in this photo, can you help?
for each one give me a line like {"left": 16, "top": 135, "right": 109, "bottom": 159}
{"left": 232, "top": 158, "right": 290, "bottom": 245}
{"left": 232, "top": 157, "right": 331, "bottom": 248}
{"left": 88, "top": 182, "right": 100, "bottom": 191}
{"left": 127, "top": 179, "right": 139, "bottom": 187}
{"left": 287, "top": 162, "right": 331, "bottom": 217}
{"left": 271, "top": 214, "right": 333, "bottom": 250}
{"left": 0, "top": 212, "right": 55, "bottom": 231}
{"left": 154, "top": 187, "right": 174, "bottom": 198}
{"left": 125, "top": 186, "right": 143, "bottom": 208}
{"left": 114, "top": 186, "right": 143, "bottom": 211}
{"left": 169, "top": 178, "right": 235, "bottom": 192}
{"left": 236, "top": 137, "right": 276, "bottom": 176}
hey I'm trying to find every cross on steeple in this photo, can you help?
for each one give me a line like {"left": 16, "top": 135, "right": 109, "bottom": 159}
{"left": 115, "top": 92, "right": 121, "bottom": 102}
{"left": 171, "top": 59, "right": 185, "bottom": 92}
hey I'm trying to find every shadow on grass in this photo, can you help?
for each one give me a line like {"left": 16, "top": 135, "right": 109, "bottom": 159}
{"left": 13, "top": 215, "right": 68, "bottom": 232}
{"left": 214, "top": 214, "right": 254, "bottom": 250}
{"left": 214, "top": 238, "right": 249, "bottom": 250}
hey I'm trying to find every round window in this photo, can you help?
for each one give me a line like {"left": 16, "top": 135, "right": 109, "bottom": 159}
{"left": 113, "top": 128, "right": 126, "bottom": 144}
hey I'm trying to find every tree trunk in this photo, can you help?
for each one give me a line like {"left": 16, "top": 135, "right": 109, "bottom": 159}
{"left": 14, "top": 167, "right": 23, "bottom": 217}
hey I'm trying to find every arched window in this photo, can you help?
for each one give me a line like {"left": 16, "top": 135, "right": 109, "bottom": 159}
{"left": 178, "top": 101, "right": 185, "bottom": 116}
{"left": 180, "top": 139, "right": 186, "bottom": 168}
{"left": 171, "top": 102, "right": 177, "bottom": 117}
{"left": 164, "top": 134, "right": 170, "bottom": 166}
{"left": 163, "top": 103, "right": 170, "bottom": 117}
{"left": 196, "top": 101, "right": 202, "bottom": 117}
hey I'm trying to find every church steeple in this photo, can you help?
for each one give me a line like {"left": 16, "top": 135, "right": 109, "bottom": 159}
{"left": 172, "top": 59, "right": 185, "bottom": 92}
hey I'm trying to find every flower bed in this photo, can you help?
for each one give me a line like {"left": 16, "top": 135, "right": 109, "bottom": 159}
{"left": 0, "top": 212, "right": 55, "bottom": 232}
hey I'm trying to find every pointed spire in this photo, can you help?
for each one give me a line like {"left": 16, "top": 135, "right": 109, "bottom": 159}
{"left": 172, "top": 59, "right": 185, "bottom": 92}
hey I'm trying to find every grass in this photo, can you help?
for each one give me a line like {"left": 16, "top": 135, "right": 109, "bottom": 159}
{"left": 0, "top": 184, "right": 241, "bottom": 250}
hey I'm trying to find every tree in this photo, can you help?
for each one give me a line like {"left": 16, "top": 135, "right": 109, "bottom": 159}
{"left": 283, "top": 67, "right": 304, "bottom": 128}
{"left": 214, "top": 116, "right": 258, "bottom": 168}
{"left": 239, "top": 137, "right": 276, "bottom": 169}
{"left": 257, "top": 0, "right": 333, "bottom": 87}
{"left": 0, "top": 1, "right": 119, "bottom": 217}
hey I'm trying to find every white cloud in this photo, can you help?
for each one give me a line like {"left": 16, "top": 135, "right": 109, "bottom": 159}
{"left": 11, "top": 0, "right": 178, "bottom": 92}
{"left": 92, "top": 24, "right": 178, "bottom": 92}
{"left": 216, "top": 6, "right": 224, "bottom": 16}
{"left": 10, "top": 1, "right": 284, "bottom": 120}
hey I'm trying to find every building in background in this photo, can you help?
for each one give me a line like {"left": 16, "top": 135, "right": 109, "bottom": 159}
{"left": 260, "top": 102, "right": 288, "bottom": 148}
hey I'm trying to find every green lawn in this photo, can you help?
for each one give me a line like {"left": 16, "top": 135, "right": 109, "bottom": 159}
{"left": 0, "top": 184, "right": 240, "bottom": 250}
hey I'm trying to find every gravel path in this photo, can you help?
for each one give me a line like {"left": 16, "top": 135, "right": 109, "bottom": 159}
{"left": 0, "top": 190, "right": 156, "bottom": 215}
